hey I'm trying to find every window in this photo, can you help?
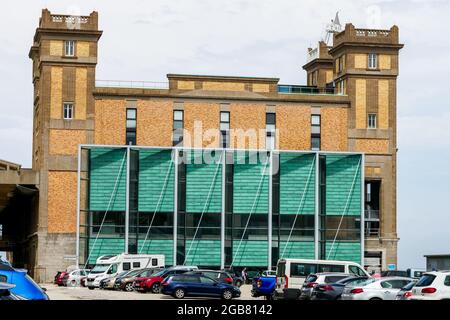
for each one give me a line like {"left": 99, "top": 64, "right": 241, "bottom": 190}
{"left": 151, "top": 258, "right": 158, "bottom": 267}
{"left": 0, "top": 275, "right": 7, "bottom": 282}
{"left": 220, "top": 111, "right": 230, "bottom": 148}
{"left": 290, "top": 263, "right": 317, "bottom": 277}
{"left": 445, "top": 276, "right": 450, "bottom": 286}
{"left": 368, "top": 114, "right": 377, "bottom": 129}
{"left": 349, "top": 265, "right": 367, "bottom": 277}
{"left": 266, "top": 112, "right": 276, "bottom": 150}
{"left": 318, "top": 264, "right": 345, "bottom": 273}
{"left": 311, "top": 114, "right": 321, "bottom": 151}
{"left": 126, "top": 108, "right": 137, "bottom": 145}
{"left": 337, "top": 80, "right": 346, "bottom": 95}
{"left": 64, "top": 40, "right": 75, "bottom": 57}
{"left": 338, "top": 55, "right": 344, "bottom": 72}
{"left": 368, "top": 53, "right": 377, "bottom": 69}
{"left": 123, "top": 262, "right": 131, "bottom": 271}
{"left": 173, "top": 110, "right": 184, "bottom": 146}
{"left": 63, "top": 103, "right": 74, "bottom": 120}
{"left": 200, "top": 276, "right": 215, "bottom": 284}
{"left": 132, "top": 262, "right": 140, "bottom": 268}
{"left": 415, "top": 274, "right": 436, "bottom": 287}
{"left": 108, "top": 264, "right": 118, "bottom": 274}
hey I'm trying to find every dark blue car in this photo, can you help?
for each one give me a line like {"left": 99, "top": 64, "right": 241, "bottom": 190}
{"left": 0, "top": 261, "right": 49, "bottom": 300}
{"left": 161, "top": 274, "right": 241, "bottom": 300}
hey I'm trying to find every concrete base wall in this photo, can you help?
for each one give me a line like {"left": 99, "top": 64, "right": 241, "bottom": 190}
{"left": 35, "top": 233, "right": 76, "bottom": 283}
{"left": 365, "top": 238, "right": 398, "bottom": 270}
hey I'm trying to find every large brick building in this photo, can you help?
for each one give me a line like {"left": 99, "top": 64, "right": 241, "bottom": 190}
{"left": 25, "top": 9, "right": 402, "bottom": 282}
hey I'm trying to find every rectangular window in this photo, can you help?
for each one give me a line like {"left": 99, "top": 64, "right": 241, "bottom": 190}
{"left": 126, "top": 108, "right": 137, "bottom": 145}
{"left": 132, "top": 262, "right": 140, "bottom": 268}
{"left": 173, "top": 110, "right": 184, "bottom": 146}
{"left": 123, "top": 262, "right": 131, "bottom": 271}
{"left": 368, "top": 113, "right": 377, "bottom": 129}
{"left": 311, "top": 114, "right": 321, "bottom": 151}
{"left": 266, "top": 112, "right": 276, "bottom": 150}
{"left": 220, "top": 111, "right": 230, "bottom": 148}
{"left": 64, "top": 40, "right": 75, "bottom": 57}
{"left": 368, "top": 53, "right": 378, "bottom": 69}
{"left": 63, "top": 102, "right": 74, "bottom": 119}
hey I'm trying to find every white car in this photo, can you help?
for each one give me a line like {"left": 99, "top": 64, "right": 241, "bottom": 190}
{"left": 261, "top": 270, "right": 277, "bottom": 277}
{"left": 410, "top": 271, "right": 450, "bottom": 300}
{"left": 342, "top": 277, "right": 414, "bottom": 300}
{"left": 62, "top": 269, "right": 90, "bottom": 287}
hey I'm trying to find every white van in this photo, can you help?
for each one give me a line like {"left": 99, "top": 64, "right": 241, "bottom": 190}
{"left": 274, "top": 258, "right": 370, "bottom": 299}
{"left": 86, "top": 254, "right": 164, "bottom": 289}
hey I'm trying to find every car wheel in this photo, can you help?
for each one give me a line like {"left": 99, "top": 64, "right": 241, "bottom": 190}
{"left": 174, "top": 288, "right": 186, "bottom": 299}
{"left": 70, "top": 280, "right": 77, "bottom": 287}
{"left": 336, "top": 296, "right": 342, "bottom": 300}
{"left": 125, "top": 283, "right": 134, "bottom": 292}
{"left": 235, "top": 280, "right": 242, "bottom": 287}
{"left": 222, "top": 289, "right": 233, "bottom": 300}
{"left": 151, "top": 282, "right": 161, "bottom": 294}
{"left": 370, "top": 297, "right": 382, "bottom": 300}
{"left": 265, "top": 294, "right": 273, "bottom": 301}
{"left": 88, "top": 287, "right": 95, "bottom": 290}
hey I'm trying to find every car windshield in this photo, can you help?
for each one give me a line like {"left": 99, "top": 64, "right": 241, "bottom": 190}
{"left": 154, "top": 269, "right": 167, "bottom": 277}
{"left": 126, "top": 269, "right": 143, "bottom": 277}
{"left": 90, "top": 264, "right": 110, "bottom": 274}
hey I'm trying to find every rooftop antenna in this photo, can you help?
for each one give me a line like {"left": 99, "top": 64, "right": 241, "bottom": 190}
{"left": 323, "top": 11, "right": 342, "bottom": 45}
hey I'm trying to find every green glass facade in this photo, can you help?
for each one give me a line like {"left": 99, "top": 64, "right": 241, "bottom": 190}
{"left": 79, "top": 147, "right": 363, "bottom": 268}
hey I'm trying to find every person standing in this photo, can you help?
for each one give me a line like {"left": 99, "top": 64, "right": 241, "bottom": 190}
{"left": 241, "top": 268, "right": 247, "bottom": 284}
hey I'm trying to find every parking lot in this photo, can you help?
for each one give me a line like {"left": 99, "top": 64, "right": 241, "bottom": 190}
{"left": 45, "top": 284, "right": 260, "bottom": 300}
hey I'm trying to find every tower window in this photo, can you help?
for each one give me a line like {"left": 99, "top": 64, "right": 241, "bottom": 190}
{"left": 173, "top": 110, "right": 184, "bottom": 146}
{"left": 368, "top": 114, "right": 377, "bottom": 129}
{"left": 266, "top": 113, "right": 276, "bottom": 150}
{"left": 64, "top": 40, "right": 75, "bottom": 57}
{"left": 126, "top": 108, "right": 137, "bottom": 145}
{"left": 220, "top": 111, "right": 230, "bottom": 148}
{"left": 311, "top": 114, "right": 321, "bottom": 151}
{"left": 63, "top": 103, "right": 74, "bottom": 119}
{"left": 368, "top": 53, "right": 378, "bottom": 69}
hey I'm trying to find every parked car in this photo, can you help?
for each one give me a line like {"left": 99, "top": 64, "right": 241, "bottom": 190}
{"left": 410, "top": 271, "right": 450, "bottom": 300}
{"left": 101, "top": 271, "right": 130, "bottom": 290}
{"left": 0, "top": 283, "right": 22, "bottom": 300}
{"left": 395, "top": 281, "right": 417, "bottom": 300}
{"left": 246, "top": 270, "right": 261, "bottom": 284}
{"left": 341, "top": 277, "right": 414, "bottom": 300}
{"left": 55, "top": 271, "right": 67, "bottom": 286}
{"left": 161, "top": 274, "right": 241, "bottom": 300}
{"left": 261, "top": 270, "right": 277, "bottom": 277}
{"left": 185, "top": 270, "right": 234, "bottom": 285}
{"left": 275, "top": 258, "right": 370, "bottom": 300}
{"left": 116, "top": 268, "right": 160, "bottom": 291}
{"left": 0, "top": 263, "right": 49, "bottom": 300}
{"left": 54, "top": 271, "right": 63, "bottom": 285}
{"left": 134, "top": 266, "right": 198, "bottom": 293}
{"left": 380, "top": 270, "right": 409, "bottom": 277}
{"left": 300, "top": 273, "right": 352, "bottom": 300}
{"left": 80, "top": 277, "right": 87, "bottom": 287}
{"left": 251, "top": 274, "right": 277, "bottom": 299}
{"left": 62, "top": 269, "right": 90, "bottom": 287}
{"left": 85, "top": 254, "right": 165, "bottom": 290}
{"left": 310, "top": 276, "right": 369, "bottom": 300}
{"left": 224, "top": 269, "right": 244, "bottom": 287}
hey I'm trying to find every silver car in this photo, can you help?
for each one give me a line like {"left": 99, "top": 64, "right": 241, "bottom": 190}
{"left": 301, "top": 273, "right": 352, "bottom": 300}
{"left": 342, "top": 277, "right": 414, "bottom": 300}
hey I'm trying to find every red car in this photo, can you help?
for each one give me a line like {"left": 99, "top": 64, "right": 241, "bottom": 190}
{"left": 54, "top": 271, "right": 67, "bottom": 286}
{"left": 134, "top": 267, "right": 197, "bottom": 293}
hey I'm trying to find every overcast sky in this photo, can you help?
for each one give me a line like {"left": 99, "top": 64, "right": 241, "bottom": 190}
{"left": 1, "top": 0, "right": 449, "bottom": 269}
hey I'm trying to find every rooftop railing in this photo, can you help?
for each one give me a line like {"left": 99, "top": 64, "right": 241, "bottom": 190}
{"left": 365, "top": 209, "right": 380, "bottom": 221}
{"left": 95, "top": 80, "right": 169, "bottom": 90}
{"left": 278, "top": 85, "right": 339, "bottom": 95}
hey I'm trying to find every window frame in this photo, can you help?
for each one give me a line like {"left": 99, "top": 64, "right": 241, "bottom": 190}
{"left": 126, "top": 108, "right": 137, "bottom": 145}
{"left": 266, "top": 112, "right": 276, "bottom": 150}
{"left": 173, "top": 110, "right": 184, "bottom": 146}
{"left": 311, "top": 114, "right": 321, "bottom": 151}
{"left": 63, "top": 102, "right": 74, "bottom": 120}
{"left": 220, "top": 111, "right": 230, "bottom": 148}
{"left": 368, "top": 53, "right": 378, "bottom": 69}
{"left": 368, "top": 113, "right": 377, "bottom": 129}
{"left": 64, "top": 40, "right": 75, "bottom": 57}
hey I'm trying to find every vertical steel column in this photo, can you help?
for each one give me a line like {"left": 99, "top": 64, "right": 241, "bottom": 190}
{"left": 125, "top": 147, "right": 131, "bottom": 254}
{"left": 268, "top": 151, "right": 273, "bottom": 270}
{"left": 360, "top": 154, "right": 365, "bottom": 266}
{"left": 173, "top": 149, "right": 179, "bottom": 266}
{"left": 220, "top": 150, "right": 226, "bottom": 269}
{"left": 314, "top": 152, "right": 320, "bottom": 260}
{"left": 75, "top": 145, "right": 82, "bottom": 267}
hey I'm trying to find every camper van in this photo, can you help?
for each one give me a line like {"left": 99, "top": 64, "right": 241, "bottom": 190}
{"left": 86, "top": 254, "right": 164, "bottom": 290}
{"left": 274, "top": 258, "right": 370, "bottom": 299}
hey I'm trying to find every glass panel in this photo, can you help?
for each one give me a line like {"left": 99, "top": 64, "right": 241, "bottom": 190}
{"left": 311, "top": 126, "right": 321, "bottom": 134}
{"left": 311, "top": 115, "right": 321, "bottom": 125}
{"left": 173, "top": 121, "right": 183, "bottom": 129}
{"left": 220, "top": 112, "right": 229, "bottom": 122}
{"left": 311, "top": 137, "right": 320, "bottom": 150}
{"left": 127, "top": 109, "right": 136, "bottom": 119}
{"left": 266, "top": 124, "right": 275, "bottom": 132}
{"left": 174, "top": 110, "right": 183, "bottom": 121}
{"left": 220, "top": 123, "right": 229, "bottom": 131}
{"left": 266, "top": 113, "right": 276, "bottom": 125}
{"left": 126, "top": 120, "right": 136, "bottom": 128}
{"left": 266, "top": 136, "right": 275, "bottom": 150}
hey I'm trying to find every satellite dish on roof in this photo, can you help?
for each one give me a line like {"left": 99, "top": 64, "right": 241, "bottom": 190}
{"left": 323, "top": 11, "right": 342, "bottom": 45}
